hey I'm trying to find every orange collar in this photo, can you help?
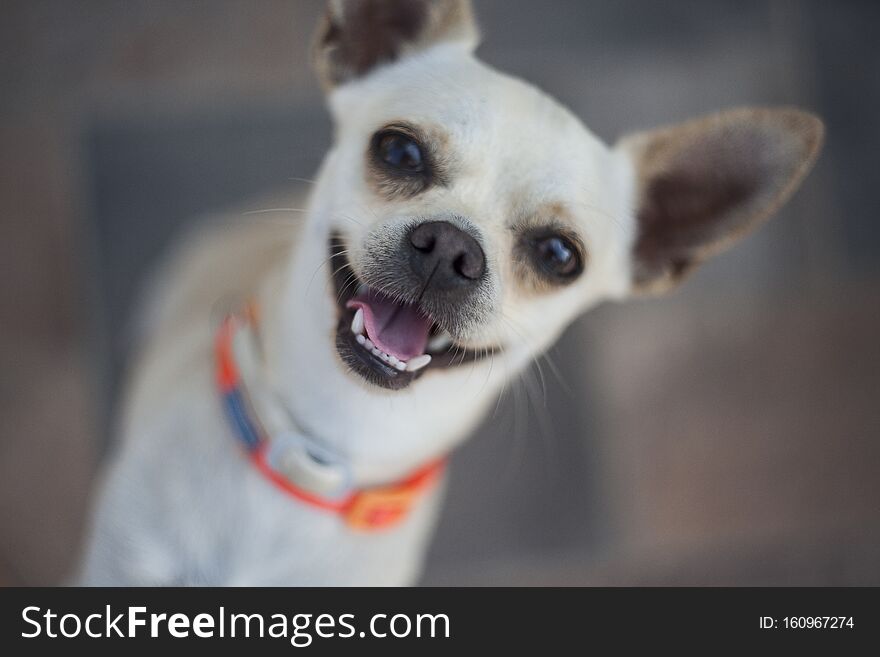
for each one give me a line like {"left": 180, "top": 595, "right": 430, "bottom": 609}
{"left": 215, "top": 306, "right": 445, "bottom": 531}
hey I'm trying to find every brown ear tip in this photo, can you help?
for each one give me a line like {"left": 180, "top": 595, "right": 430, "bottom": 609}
{"left": 769, "top": 107, "right": 826, "bottom": 157}
{"left": 802, "top": 112, "right": 826, "bottom": 156}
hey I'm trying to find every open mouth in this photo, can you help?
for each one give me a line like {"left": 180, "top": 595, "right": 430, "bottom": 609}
{"left": 330, "top": 235, "right": 493, "bottom": 390}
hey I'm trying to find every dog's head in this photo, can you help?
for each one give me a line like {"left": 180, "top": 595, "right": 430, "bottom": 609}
{"left": 301, "top": 0, "right": 823, "bottom": 394}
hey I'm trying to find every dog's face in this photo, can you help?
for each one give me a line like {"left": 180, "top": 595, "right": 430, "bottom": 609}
{"left": 320, "top": 40, "right": 634, "bottom": 392}
{"left": 300, "top": 0, "right": 823, "bottom": 397}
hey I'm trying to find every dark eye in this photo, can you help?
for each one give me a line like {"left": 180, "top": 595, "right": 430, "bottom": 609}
{"left": 375, "top": 131, "right": 425, "bottom": 173}
{"left": 531, "top": 234, "right": 583, "bottom": 281}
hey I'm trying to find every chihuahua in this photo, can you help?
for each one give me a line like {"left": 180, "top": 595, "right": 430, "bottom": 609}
{"left": 77, "top": 0, "right": 823, "bottom": 585}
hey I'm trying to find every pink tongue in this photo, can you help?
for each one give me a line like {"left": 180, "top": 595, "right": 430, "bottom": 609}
{"left": 346, "top": 289, "right": 432, "bottom": 361}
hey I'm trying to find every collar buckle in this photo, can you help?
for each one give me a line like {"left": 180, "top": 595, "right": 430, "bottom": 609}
{"left": 266, "top": 430, "right": 353, "bottom": 501}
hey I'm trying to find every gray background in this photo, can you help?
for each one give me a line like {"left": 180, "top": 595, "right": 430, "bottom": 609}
{"left": 1, "top": 0, "right": 878, "bottom": 585}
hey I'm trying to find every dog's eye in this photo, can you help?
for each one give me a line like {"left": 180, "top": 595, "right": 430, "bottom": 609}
{"left": 375, "top": 131, "right": 425, "bottom": 173}
{"left": 529, "top": 233, "right": 584, "bottom": 282}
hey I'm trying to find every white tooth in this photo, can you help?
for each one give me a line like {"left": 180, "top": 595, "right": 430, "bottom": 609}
{"left": 427, "top": 332, "right": 453, "bottom": 352}
{"left": 405, "top": 354, "right": 432, "bottom": 372}
{"left": 355, "top": 333, "right": 366, "bottom": 345}
{"left": 351, "top": 308, "right": 364, "bottom": 335}
{"left": 388, "top": 356, "right": 399, "bottom": 366}
{"left": 371, "top": 348, "right": 382, "bottom": 357}
{"left": 394, "top": 361, "right": 406, "bottom": 371}
{"left": 363, "top": 339, "right": 374, "bottom": 350}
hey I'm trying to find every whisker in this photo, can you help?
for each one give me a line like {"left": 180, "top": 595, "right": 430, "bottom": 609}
{"left": 305, "top": 249, "right": 349, "bottom": 299}
{"left": 244, "top": 207, "right": 363, "bottom": 227}
{"left": 538, "top": 347, "right": 574, "bottom": 397}
{"left": 569, "top": 197, "right": 628, "bottom": 233}
{"left": 243, "top": 207, "right": 309, "bottom": 215}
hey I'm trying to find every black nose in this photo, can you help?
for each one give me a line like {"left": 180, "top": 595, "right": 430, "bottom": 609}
{"left": 408, "top": 221, "right": 486, "bottom": 290}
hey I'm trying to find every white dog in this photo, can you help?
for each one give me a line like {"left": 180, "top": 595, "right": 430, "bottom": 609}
{"left": 77, "top": 0, "right": 823, "bottom": 585}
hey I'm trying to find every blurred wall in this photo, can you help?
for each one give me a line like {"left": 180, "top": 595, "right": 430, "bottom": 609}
{"left": 1, "top": 0, "right": 878, "bottom": 585}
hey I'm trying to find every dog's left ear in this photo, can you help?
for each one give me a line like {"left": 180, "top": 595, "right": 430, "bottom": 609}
{"left": 617, "top": 107, "right": 824, "bottom": 295}
{"left": 313, "top": 0, "right": 479, "bottom": 91}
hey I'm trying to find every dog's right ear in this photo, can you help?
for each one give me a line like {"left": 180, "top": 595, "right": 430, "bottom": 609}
{"left": 312, "top": 0, "right": 479, "bottom": 91}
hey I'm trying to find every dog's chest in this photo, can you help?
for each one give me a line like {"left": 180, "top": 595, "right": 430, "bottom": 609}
{"left": 103, "top": 353, "right": 445, "bottom": 586}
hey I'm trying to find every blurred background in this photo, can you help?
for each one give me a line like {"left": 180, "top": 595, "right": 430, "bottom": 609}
{"left": 1, "top": 0, "right": 878, "bottom": 585}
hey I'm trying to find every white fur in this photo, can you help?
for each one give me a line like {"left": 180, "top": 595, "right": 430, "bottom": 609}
{"left": 76, "top": 42, "right": 634, "bottom": 585}
{"left": 76, "top": 12, "right": 814, "bottom": 585}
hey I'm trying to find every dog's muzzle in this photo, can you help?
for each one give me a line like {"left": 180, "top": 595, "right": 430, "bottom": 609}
{"left": 329, "top": 222, "right": 498, "bottom": 390}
